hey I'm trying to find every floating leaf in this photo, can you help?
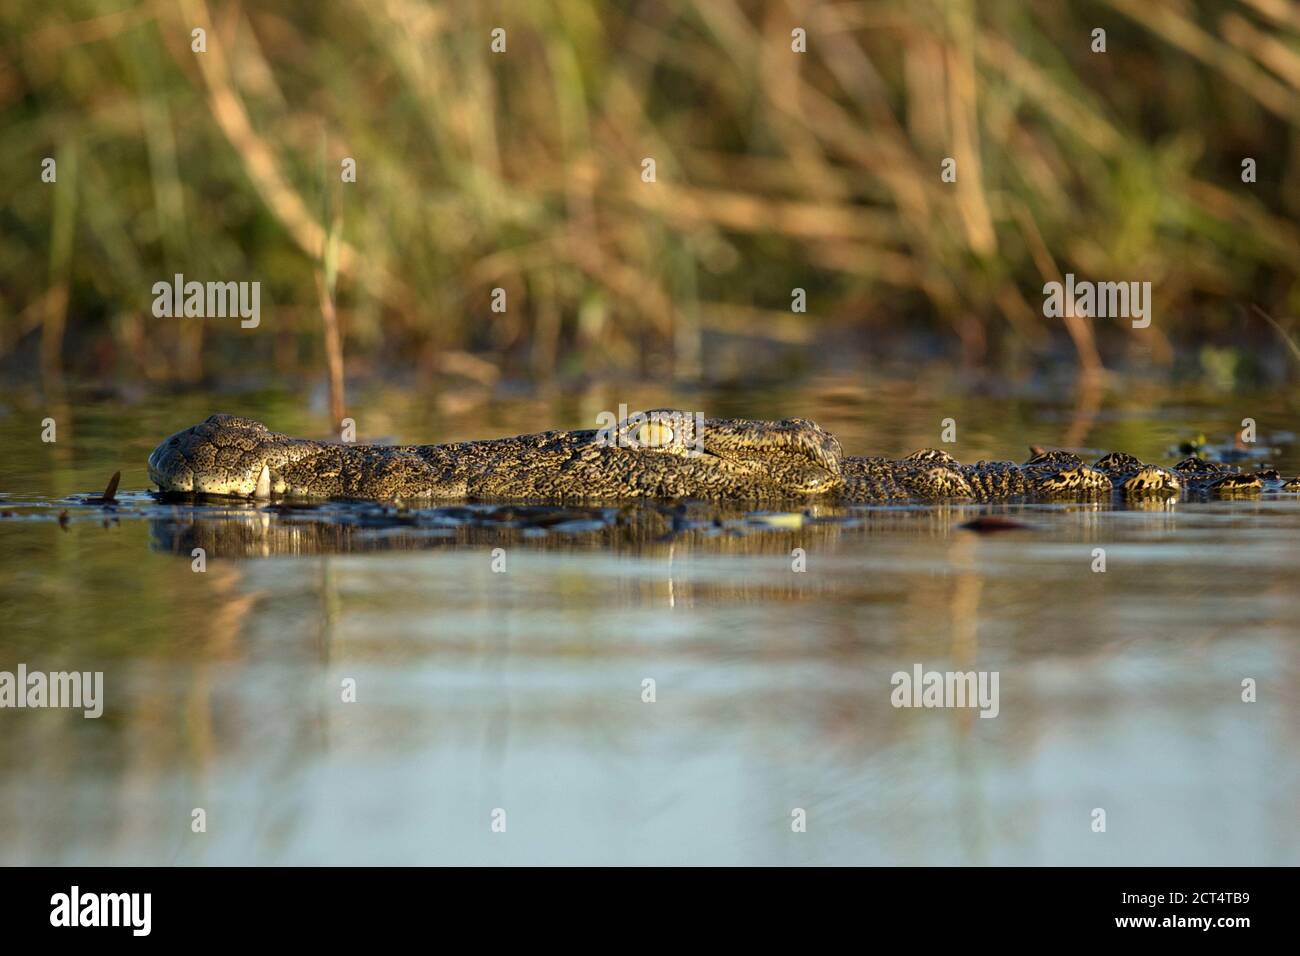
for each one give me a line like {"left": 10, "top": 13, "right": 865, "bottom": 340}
{"left": 101, "top": 471, "right": 120, "bottom": 503}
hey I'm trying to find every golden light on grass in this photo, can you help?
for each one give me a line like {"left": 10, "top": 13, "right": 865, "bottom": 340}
{"left": 1, "top": 0, "right": 1297, "bottom": 385}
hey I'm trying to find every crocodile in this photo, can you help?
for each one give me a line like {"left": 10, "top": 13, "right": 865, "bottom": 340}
{"left": 148, "top": 412, "right": 1300, "bottom": 503}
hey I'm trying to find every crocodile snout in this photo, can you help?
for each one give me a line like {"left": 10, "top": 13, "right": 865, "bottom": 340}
{"left": 148, "top": 415, "right": 284, "bottom": 496}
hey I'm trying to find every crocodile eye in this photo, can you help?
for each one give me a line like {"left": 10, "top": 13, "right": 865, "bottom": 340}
{"left": 635, "top": 421, "right": 674, "bottom": 448}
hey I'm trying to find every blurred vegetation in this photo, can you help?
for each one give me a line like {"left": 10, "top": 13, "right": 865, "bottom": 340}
{"left": 2, "top": 0, "right": 1300, "bottom": 389}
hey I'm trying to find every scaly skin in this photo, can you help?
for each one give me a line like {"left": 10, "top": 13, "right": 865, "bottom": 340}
{"left": 148, "top": 412, "right": 845, "bottom": 500}
{"left": 148, "top": 412, "right": 1299, "bottom": 502}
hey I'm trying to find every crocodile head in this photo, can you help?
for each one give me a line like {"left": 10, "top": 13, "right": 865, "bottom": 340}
{"left": 148, "top": 411, "right": 846, "bottom": 500}
{"left": 148, "top": 414, "right": 329, "bottom": 496}
{"left": 590, "top": 409, "right": 844, "bottom": 496}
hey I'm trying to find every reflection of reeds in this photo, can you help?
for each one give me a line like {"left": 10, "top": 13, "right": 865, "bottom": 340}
{"left": 2, "top": 0, "right": 1298, "bottom": 382}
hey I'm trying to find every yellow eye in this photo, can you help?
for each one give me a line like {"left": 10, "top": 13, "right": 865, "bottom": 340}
{"left": 635, "top": 421, "right": 674, "bottom": 447}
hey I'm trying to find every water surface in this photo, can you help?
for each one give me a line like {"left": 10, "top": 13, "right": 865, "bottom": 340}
{"left": 1, "top": 377, "right": 1297, "bottom": 864}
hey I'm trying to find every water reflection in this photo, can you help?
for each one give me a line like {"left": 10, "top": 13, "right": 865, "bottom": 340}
{"left": 1, "top": 381, "right": 1298, "bottom": 864}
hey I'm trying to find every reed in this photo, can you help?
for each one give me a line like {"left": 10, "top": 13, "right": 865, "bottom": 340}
{"left": 0, "top": 0, "right": 1296, "bottom": 383}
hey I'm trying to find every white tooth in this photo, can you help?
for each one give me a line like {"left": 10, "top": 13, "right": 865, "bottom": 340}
{"left": 254, "top": 465, "right": 271, "bottom": 498}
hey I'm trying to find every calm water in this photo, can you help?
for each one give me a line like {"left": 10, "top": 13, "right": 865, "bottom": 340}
{"left": 1, "top": 376, "right": 1298, "bottom": 865}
